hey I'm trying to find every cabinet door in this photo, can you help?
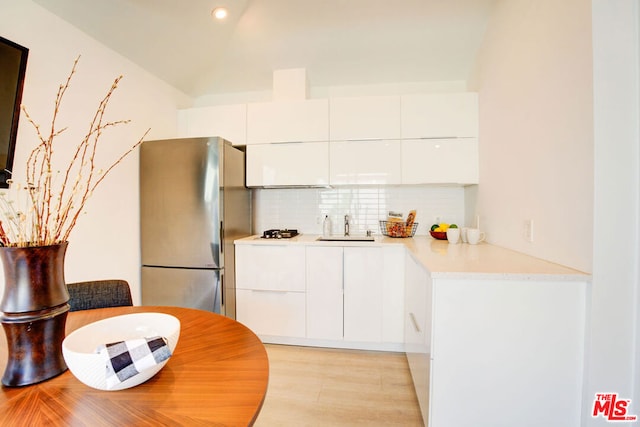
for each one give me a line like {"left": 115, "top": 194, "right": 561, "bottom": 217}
{"left": 329, "top": 96, "right": 401, "bottom": 141}
{"left": 329, "top": 140, "right": 402, "bottom": 185}
{"left": 236, "top": 289, "right": 306, "bottom": 338}
{"left": 404, "top": 254, "right": 432, "bottom": 424}
{"left": 401, "top": 93, "right": 478, "bottom": 138}
{"left": 381, "top": 246, "right": 405, "bottom": 343}
{"left": 235, "top": 244, "right": 305, "bottom": 291}
{"left": 306, "top": 246, "right": 343, "bottom": 340}
{"left": 401, "top": 138, "right": 478, "bottom": 184}
{"left": 177, "top": 104, "right": 247, "bottom": 145}
{"left": 246, "top": 142, "right": 329, "bottom": 187}
{"left": 430, "top": 279, "right": 587, "bottom": 427}
{"left": 246, "top": 99, "right": 329, "bottom": 144}
{"left": 343, "top": 247, "right": 384, "bottom": 342}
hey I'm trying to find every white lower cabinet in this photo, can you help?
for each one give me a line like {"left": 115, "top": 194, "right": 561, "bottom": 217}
{"left": 235, "top": 244, "right": 306, "bottom": 338}
{"left": 236, "top": 289, "right": 306, "bottom": 338}
{"left": 343, "top": 247, "right": 385, "bottom": 342}
{"left": 306, "top": 246, "right": 343, "bottom": 340}
{"left": 236, "top": 243, "right": 403, "bottom": 350}
{"left": 306, "top": 246, "right": 404, "bottom": 347}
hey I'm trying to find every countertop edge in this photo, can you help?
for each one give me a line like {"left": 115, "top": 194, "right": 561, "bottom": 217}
{"left": 235, "top": 235, "right": 592, "bottom": 281}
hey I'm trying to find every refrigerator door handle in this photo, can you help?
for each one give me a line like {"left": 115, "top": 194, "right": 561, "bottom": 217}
{"left": 220, "top": 221, "right": 224, "bottom": 253}
{"left": 220, "top": 272, "right": 225, "bottom": 307}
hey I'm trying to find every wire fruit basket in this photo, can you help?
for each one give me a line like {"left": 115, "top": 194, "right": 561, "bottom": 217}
{"left": 379, "top": 221, "right": 418, "bottom": 238}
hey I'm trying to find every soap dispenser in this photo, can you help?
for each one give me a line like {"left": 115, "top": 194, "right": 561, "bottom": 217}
{"left": 323, "top": 215, "right": 332, "bottom": 237}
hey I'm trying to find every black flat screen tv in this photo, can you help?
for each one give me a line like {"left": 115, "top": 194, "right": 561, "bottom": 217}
{"left": 0, "top": 36, "right": 29, "bottom": 188}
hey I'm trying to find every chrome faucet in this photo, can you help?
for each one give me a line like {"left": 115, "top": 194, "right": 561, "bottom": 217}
{"left": 344, "top": 214, "right": 350, "bottom": 236}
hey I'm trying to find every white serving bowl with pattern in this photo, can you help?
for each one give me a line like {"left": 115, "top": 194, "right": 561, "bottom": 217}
{"left": 62, "top": 312, "right": 180, "bottom": 391}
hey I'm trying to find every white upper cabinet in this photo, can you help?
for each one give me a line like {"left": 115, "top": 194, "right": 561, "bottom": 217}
{"left": 246, "top": 141, "right": 329, "bottom": 187}
{"left": 401, "top": 138, "right": 479, "bottom": 185}
{"left": 246, "top": 99, "right": 329, "bottom": 144}
{"left": 329, "top": 140, "right": 402, "bottom": 185}
{"left": 329, "top": 96, "right": 401, "bottom": 141}
{"left": 177, "top": 104, "right": 247, "bottom": 145}
{"left": 401, "top": 93, "right": 478, "bottom": 138}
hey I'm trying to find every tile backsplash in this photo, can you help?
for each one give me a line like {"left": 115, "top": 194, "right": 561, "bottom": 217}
{"left": 253, "top": 185, "right": 466, "bottom": 236}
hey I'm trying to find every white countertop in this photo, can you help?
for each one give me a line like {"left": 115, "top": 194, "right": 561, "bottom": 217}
{"left": 235, "top": 234, "right": 590, "bottom": 281}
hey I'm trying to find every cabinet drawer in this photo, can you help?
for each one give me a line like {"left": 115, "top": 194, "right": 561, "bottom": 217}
{"left": 236, "top": 289, "right": 305, "bottom": 338}
{"left": 235, "top": 245, "right": 305, "bottom": 291}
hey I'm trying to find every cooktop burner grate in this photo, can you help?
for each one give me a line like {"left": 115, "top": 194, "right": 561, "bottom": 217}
{"left": 261, "top": 229, "right": 299, "bottom": 239}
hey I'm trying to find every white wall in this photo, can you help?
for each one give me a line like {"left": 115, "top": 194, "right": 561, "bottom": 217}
{"left": 469, "top": 0, "right": 593, "bottom": 274}
{"left": 0, "top": 0, "right": 191, "bottom": 304}
{"left": 470, "top": 0, "right": 640, "bottom": 425}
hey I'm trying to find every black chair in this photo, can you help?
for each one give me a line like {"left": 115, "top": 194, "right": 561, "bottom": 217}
{"left": 66, "top": 279, "right": 133, "bottom": 312}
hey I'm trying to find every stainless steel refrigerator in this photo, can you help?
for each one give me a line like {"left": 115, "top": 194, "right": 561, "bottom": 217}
{"left": 140, "top": 137, "right": 251, "bottom": 318}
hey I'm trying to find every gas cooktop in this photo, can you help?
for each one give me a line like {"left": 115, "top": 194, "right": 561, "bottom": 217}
{"left": 261, "top": 229, "right": 300, "bottom": 239}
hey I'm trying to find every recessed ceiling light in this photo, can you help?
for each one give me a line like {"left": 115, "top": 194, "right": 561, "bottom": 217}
{"left": 211, "top": 7, "right": 228, "bottom": 20}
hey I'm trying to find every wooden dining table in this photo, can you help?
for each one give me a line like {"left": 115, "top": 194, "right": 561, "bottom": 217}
{"left": 0, "top": 306, "right": 269, "bottom": 426}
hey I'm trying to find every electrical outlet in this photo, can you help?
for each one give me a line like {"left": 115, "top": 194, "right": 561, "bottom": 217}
{"left": 523, "top": 219, "right": 534, "bottom": 242}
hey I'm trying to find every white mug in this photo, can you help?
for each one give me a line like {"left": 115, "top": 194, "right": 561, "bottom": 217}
{"left": 446, "top": 228, "right": 460, "bottom": 244}
{"left": 467, "top": 228, "right": 485, "bottom": 245}
{"left": 461, "top": 227, "right": 469, "bottom": 243}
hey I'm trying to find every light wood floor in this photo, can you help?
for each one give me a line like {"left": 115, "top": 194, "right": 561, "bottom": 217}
{"left": 254, "top": 344, "right": 424, "bottom": 426}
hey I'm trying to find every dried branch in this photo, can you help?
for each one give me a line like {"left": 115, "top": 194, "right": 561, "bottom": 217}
{"left": 0, "top": 56, "right": 149, "bottom": 247}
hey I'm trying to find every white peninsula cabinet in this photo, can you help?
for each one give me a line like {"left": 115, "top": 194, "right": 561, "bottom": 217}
{"left": 404, "top": 244, "right": 589, "bottom": 427}
{"left": 404, "top": 253, "right": 432, "bottom": 424}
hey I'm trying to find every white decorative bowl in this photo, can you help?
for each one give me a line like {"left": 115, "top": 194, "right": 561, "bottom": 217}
{"left": 63, "top": 312, "right": 180, "bottom": 391}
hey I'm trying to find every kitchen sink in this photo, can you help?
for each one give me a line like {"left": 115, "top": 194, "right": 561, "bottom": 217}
{"left": 316, "top": 235, "right": 375, "bottom": 242}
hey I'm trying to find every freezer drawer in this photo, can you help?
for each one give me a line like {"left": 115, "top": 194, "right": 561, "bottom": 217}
{"left": 142, "top": 266, "right": 222, "bottom": 313}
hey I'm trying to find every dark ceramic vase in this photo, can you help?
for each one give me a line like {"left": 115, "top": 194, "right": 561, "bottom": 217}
{"left": 0, "top": 242, "right": 70, "bottom": 386}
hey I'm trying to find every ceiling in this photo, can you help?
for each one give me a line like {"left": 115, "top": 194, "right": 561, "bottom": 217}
{"left": 33, "top": 0, "right": 497, "bottom": 99}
